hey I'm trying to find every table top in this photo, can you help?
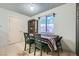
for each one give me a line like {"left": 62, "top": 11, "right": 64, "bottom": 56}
{"left": 41, "top": 35, "right": 58, "bottom": 51}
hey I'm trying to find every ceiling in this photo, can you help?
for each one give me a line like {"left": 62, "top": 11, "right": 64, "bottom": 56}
{"left": 0, "top": 3, "right": 64, "bottom": 17}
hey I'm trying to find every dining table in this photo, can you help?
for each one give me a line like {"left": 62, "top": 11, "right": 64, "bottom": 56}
{"left": 29, "top": 33, "right": 58, "bottom": 51}
{"left": 40, "top": 34, "right": 58, "bottom": 51}
{"left": 26, "top": 33, "right": 60, "bottom": 55}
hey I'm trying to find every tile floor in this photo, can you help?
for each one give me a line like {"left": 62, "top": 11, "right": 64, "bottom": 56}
{"left": 0, "top": 42, "right": 76, "bottom": 56}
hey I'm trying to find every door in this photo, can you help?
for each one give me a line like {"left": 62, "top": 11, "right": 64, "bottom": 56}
{"left": 9, "top": 16, "right": 22, "bottom": 44}
{"left": 76, "top": 3, "right": 79, "bottom": 56}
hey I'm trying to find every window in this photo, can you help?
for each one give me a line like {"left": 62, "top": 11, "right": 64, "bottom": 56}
{"left": 39, "top": 16, "right": 46, "bottom": 33}
{"left": 47, "top": 16, "right": 54, "bottom": 33}
{"left": 38, "top": 15, "right": 55, "bottom": 33}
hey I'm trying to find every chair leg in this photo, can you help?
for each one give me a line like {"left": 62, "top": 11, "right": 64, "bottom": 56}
{"left": 52, "top": 50, "right": 53, "bottom": 55}
{"left": 60, "top": 43, "right": 63, "bottom": 52}
{"left": 57, "top": 48, "right": 60, "bottom": 56}
{"left": 43, "top": 49, "right": 45, "bottom": 52}
{"left": 47, "top": 48, "right": 48, "bottom": 54}
{"left": 29, "top": 44, "right": 31, "bottom": 53}
{"left": 51, "top": 47, "right": 54, "bottom": 55}
{"left": 61, "top": 44, "right": 63, "bottom": 52}
{"left": 34, "top": 47, "right": 36, "bottom": 56}
{"left": 61, "top": 47, "right": 63, "bottom": 52}
{"left": 24, "top": 42, "right": 26, "bottom": 51}
{"left": 40, "top": 48, "right": 42, "bottom": 56}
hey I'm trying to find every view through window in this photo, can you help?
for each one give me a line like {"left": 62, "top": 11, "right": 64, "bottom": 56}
{"left": 39, "top": 15, "right": 55, "bottom": 33}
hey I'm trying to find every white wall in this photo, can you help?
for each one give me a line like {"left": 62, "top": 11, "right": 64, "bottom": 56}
{"left": 0, "top": 8, "right": 29, "bottom": 48}
{"left": 31, "top": 4, "right": 76, "bottom": 52}
{"left": 0, "top": 3, "right": 76, "bottom": 53}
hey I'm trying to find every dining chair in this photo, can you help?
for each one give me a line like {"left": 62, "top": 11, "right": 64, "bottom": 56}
{"left": 56, "top": 36, "right": 63, "bottom": 56}
{"left": 34, "top": 34, "right": 49, "bottom": 56}
{"left": 24, "top": 32, "right": 35, "bottom": 53}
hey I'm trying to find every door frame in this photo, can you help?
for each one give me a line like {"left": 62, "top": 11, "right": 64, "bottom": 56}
{"left": 76, "top": 3, "right": 79, "bottom": 56}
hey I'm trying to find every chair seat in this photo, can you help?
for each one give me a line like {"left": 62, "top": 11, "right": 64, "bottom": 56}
{"left": 42, "top": 43, "right": 48, "bottom": 48}
{"left": 26, "top": 39, "right": 34, "bottom": 44}
{"left": 35, "top": 43, "right": 48, "bottom": 49}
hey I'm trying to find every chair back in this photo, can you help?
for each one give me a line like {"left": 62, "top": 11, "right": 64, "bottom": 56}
{"left": 56, "top": 36, "right": 62, "bottom": 47}
{"left": 24, "top": 32, "right": 35, "bottom": 43}
{"left": 24, "top": 33, "right": 29, "bottom": 41}
{"left": 55, "top": 35, "right": 59, "bottom": 42}
{"left": 29, "top": 33, "right": 35, "bottom": 40}
{"left": 35, "top": 34, "right": 42, "bottom": 49}
{"left": 58, "top": 36, "right": 62, "bottom": 42}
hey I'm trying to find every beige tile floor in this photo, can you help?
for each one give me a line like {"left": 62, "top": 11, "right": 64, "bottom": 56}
{"left": 0, "top": 42, "right": 76, "bottom": 56}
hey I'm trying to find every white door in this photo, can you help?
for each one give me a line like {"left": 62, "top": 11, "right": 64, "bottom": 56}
{"left": 9, "top": 16, "right": 22, "bottom": 44}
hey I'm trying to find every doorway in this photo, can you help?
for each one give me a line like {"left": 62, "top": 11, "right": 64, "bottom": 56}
{"left": 9, "top": 16, "right": 22, "bottom": 44}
